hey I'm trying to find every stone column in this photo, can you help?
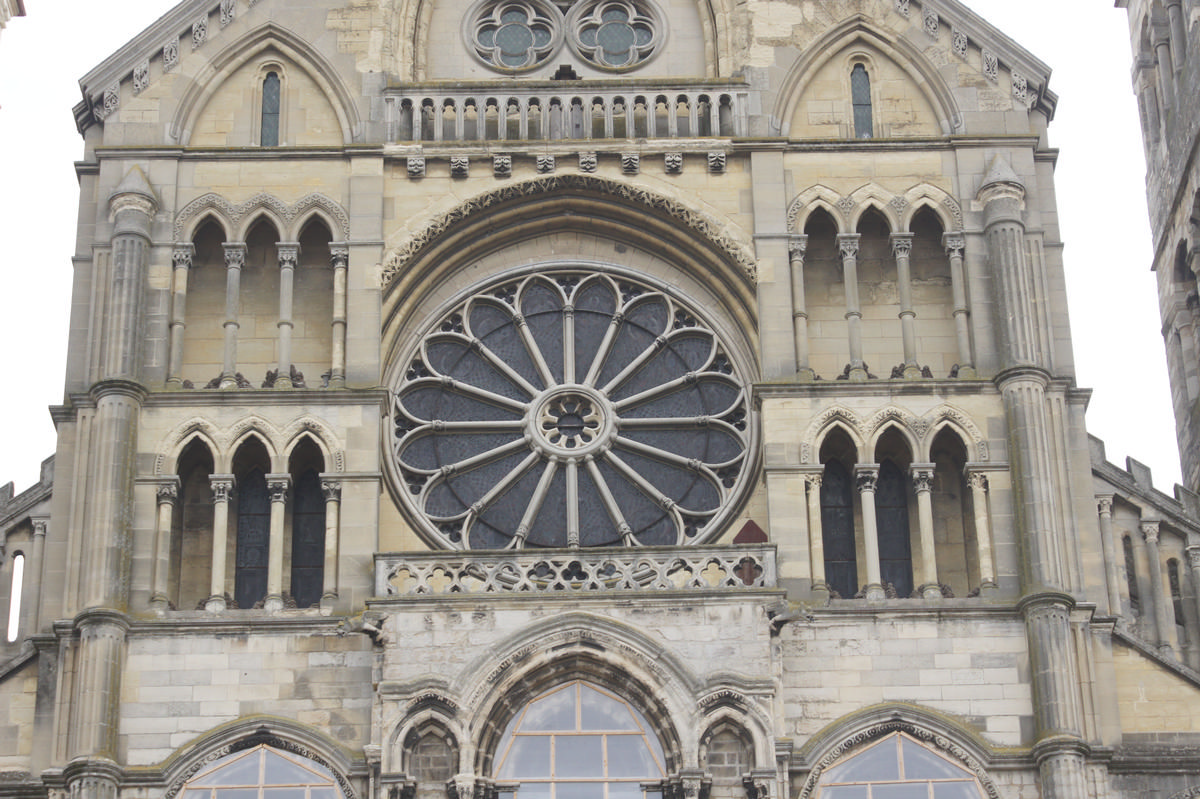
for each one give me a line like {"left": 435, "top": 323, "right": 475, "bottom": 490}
{"left": 891, "top": 233, "right": 919, "bottom": 377}
{"left": 150, "top": 479, "right": 179, "bottom": 613}
{"left": 220, "top": 243, "right": 246, "bottom": 388}
{"left": 789, "top": 236, "right": 814, "bottom": 379}
{"left": 320, "top": 478, "right": 341, "bottom": 614}
{"left": 804, "top": 471, "right": 827, "bottom": 596}
{"left": 330, "top": 244, "right": 349, "bottom": 388}
{"left": 166, "top": 243, "right": 193, "bottom": 386}
{"left": 911, "top": 464, "right": 942, "bottom": 598}
{"left": 943, "top": 233, "right": 975, "bottom": 377}
{"left": 838, "top": 234, "right": 866, "bottom": 380}
{"left": 855, "top": 464, "right": 884, "bottom": 600}
{"left": 1172, "top": 307, "right": 1200, "bottom": 401}
{"left": 966, "top": 471, "right": 997, "bottom": 595}
{"left": 980, "top": 156, "right": 1085, "bottom": 799}
{"left": 69, "top": 611, "right": 131, "bottom": 764}
{"left": 1154, "top": 26, "right": 1176, "bottom": 111}
{"left": 20, "top": 518, "right": 47, "bottom": 635}
{"left": 274, "top": 242, "right": 300, "bottom": 388}
{"left": 1096, "top": 496, "right": 1123, "bottom": 617}
{"left": 1141, "top": 521, "right": 1176, "bottom": 658}
{"left": 265, "top": 474, "right": 291, "bottom": 611}
{"left": 1167, "top": 1, "right": 1186, "bottom": 72}
{"left": 207, "top": 476, "right": 235, "bottom": 612}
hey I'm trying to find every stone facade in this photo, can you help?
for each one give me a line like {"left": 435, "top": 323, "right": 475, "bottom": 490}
{"left": 2, "top": 1, "right": 1200, "bottom": 798}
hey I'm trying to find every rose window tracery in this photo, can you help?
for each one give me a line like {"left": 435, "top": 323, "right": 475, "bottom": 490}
{"left": 567, "top": 0, "right": 662, "bottom": 70}
{"left": 389, "top": 269, "right": 752, "bottom": 551}
{"left": 468, "top": 0, "right": 563, "bottom": 71}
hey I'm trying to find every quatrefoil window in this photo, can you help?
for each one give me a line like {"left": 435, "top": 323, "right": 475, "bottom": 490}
{"left": 388, "top": 269, "right": 753, "bottom": 551}
{"left": 468, "top": 0, "right": 563, "bottom": 71}
{"left": 567, "top": 0, "right": 663, "bottom": 70}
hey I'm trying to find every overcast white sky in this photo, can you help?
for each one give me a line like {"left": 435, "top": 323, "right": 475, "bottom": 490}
{"left": 0, "top": 1, "right": 1179, "bottom": 497}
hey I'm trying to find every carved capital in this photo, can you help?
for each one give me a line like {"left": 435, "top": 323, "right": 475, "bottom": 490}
{"left": 156, "top": 480, "right": 180, "bottom": 504}
{"left": 31, "top": 518, "right": 49, "bottom": 537}
{"left": 837, "top": 234, "right": 860, "bottom": 260}
{"left": 965, "top": 471, "right": 989, "bottom": 492}
{"left": 1095, "top": 495, "right": 1113, "bottom": 516}
{"left": 855, "top": 464, "right": 879, "bottom": 493}
{"left": 942, "top": 232, "right": 966, "bottom": 256}
{"left": 267, "top": 475, "right": 291, "bottom": 503}
{"left": 805, "top": 473, "right": 823, "bottom": 491}
{"left": 1141, "top": 520, "right": 1161, "bottom": 545}
{"left": 890, "top": 233, "right": 914, "bottom": 259}
{"left": 1187, "top": 546, "right": 1200, "bottom": 570}
{"left": 329, "top": 244, "right": 349, "bottom": 270}
{"left": 210, "top": 476, "right": 235, "bottom": 502}
{"left": 321, "top": 480, "right": 342, "bottom": 502}
{"left": 223, "top": 243, "right": 247, "bottom": 270}
{"left": 911, "top": 465, "right": 935, "bottom": 493}
{"left": 277, "top": 243, "right": 300, "bottom": 270}
{"left": 788, "top": 235, "right": 808, "bottom": 263}
{"left": 172, "top": 243, "right": 195, "bottom": 269}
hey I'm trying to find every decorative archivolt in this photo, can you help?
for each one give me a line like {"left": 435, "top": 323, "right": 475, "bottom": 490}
{"left": 174, "top": 191, "right": 351, "bottom": 241}
{"left": 787, "top": 182, "right": 963, "bottom": 235}
{"left": 796, "top": 710, "right": 1000, "bottom": 799}
{"left": 1169, "top": 787, "right": 1200, "bottom": 799}
{"left": 800, "top": 404, "right": 988, "bottom": 463}
{"left": 155, "top": 414, "right": 347, "bottom": 475}
{"left": 378, "top": 174, "right": 758, "bottom": 286}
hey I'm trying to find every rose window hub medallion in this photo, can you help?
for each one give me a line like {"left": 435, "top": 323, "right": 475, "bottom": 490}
{"left": 389, "top": 269, "right": 753, "bottom": 551}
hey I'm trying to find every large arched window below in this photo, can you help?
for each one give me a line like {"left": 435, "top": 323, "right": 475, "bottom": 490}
{"left": 493, "top": 681, "right": 666, "bottom": 799}
{"left": 816, "top": 732, "right": 984, "bottom": 798}
{"left": 181, "top": 744, "right": 342, "bottom": 799}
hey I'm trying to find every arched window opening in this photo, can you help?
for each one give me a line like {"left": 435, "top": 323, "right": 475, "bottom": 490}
{"left": 930, "top": 428, "right": 971, "bottom": 598}
{"left": 820, "top": 428, "right": 858, "bottom": 599}
{"left": 234, "top": 439, "right": 272, "bottom": 609}
{"left": 7, "top": 553, "right": 24, "bottom": 643}
{"left": 701, "top": 726, "right": 752, "bottom": 799}
{"left": 856, "top": 209, "right": 899, "bottom": 374}
{"left": 182, "top": 743, "right": 341, "bottom": 799}
{"left": 1123, "top": 535, "right": 1141, "bottom": 616}
{"left": 803, "top": 209, "right": 845, "bottom": 380}
{"left": 174, "top": 438, "right": 216, "bottom": 610}
{"left": 261, "top": 72, "right": 281, "bottom": 147}
{"left": 295, "top": 218, "right": 335, "bottom": 386}
{"left": 816, "top": 732, "right": 985, "bottom": 797}
{"left": 875, "top": 428, "right": 914, "bottom": 598}
{"left": 1169, "top": 558, "right": 1188, "bottom": 645}
{"left": 289, "top": 438, "right": 326, "bottom": 609}
{"left": 910, "top": 207, "right": 956, "bottom": 378}
{"left": 182, "top": 219, "right": 227, "bottom": 386}
{"left": 242, "top": 218, "right": 283, "bottom": 387}
{"left": 850, "top": 64, "right": 873, "bottom": 139}
{"left": 492, "top": 680, "right": 666, "bottom": 799}
{"left": 405, "top": 727, "right": 457, "bottom": 799}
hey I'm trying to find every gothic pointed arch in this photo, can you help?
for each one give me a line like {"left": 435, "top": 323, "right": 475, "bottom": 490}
{"left": 157, "top": 418, "right": 224, "bottom": 475}
{"left": 282, "top": 418, "right": 346, "bottom": 473}
{"left": 773, "top": 18, "right": 963, "bottom": 139}
{"left": 803, "top": 407, "right": 866, "bottom": 464}
{"left": 228, "top": 418, "right": 283, "bottom": 468}
{"left": 787, "top": 185, "right": 847, "bottom": 234}
{"left": 847, "top": 185, "right": 901, "bottom": 233}
{"left": 161, "top": 717, "right": 359, "bottom": 799}
{"left": 920, "top": 405, "right": 988, "bottom": 463}
{"left": 170, "top": 22, "right": 362, "bottom": 146}
{"left": 899, "top": 183, "right": 963, "bottom": 233}
{"left": 797, "top": 705, "right": 1000, "bottom": 799}
{"left": 866, "top": 412, "right": 920, "bottom": 459}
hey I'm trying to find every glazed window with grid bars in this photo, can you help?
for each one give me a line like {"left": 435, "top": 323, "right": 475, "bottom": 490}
{"left": 816, "top": 734, "right": 984, "bottom": 798}
{"left": 181, "top": 745, "right": 342, "bottom": 799}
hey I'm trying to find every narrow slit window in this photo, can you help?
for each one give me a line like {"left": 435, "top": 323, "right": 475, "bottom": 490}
{"left": 7, "top": 553, "right": 24, "bottom": 642}
{"left": 851, "top": 64, "right": 873, "bottom": 139}
{"left": 261, "top": 72, "right": 281, "bottom": 147}
{"left": 1123, "top": 536, "right": 1140, "bottom": 614}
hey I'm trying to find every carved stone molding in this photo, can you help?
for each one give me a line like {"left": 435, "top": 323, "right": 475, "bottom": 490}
{"left": 665, "top": 152, "right": 684, "bottom": 173}
{"left": 174, "top": 192, "right": 352, "bottom": 240}
{"left": 163, "top": 38, "right": 180, "bottom": 71}
{"left": 493, "top": 155, "right": 512, "bottom": 178}
{"left": 894, "top": 0, "right": 909, "bottom": 17}
{"left": 407, "top": 157, "right": 426, "bottom": 178}
{"left": 192, "top": 15, "right": 208, "bottom": 49}
{"left": 133, "top": 61, "right": 150, "bottom": 95}
{"left": 579, "top": 152, "right": 598, "bottom": 172}
{"left": 707, "top": 152, "right": 726, "bottom": 173}
{"left": 164, "top": 732, "right": 356, "bottom": 799}
{"left": 951, "top": 29, "right": 968, "bottom": 59}
{"left": 922, "top": 6, "right": 938, "bottom": 38}
{"left": 537, "top": 154, "right": 555, "bottom": 173}
{"left": 981, "top": 49, "right": 998, "bottom": 83}
{"left": 379, "top": 175, "right": 758, "bottom": 285}
{"left": 450, "top": 157, "right": 470, "bottom": 178}
{"left": 621, "top": 153, "right": 640, "bottom": 174}
{"left": 220, "top": 0, "right": 236, "bottom": 27}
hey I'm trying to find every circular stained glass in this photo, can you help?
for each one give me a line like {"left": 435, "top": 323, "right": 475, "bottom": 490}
{"left": 568, "top": 0, "right": 663, "bottom": 71}
{"left": 468, "top": 0, "right": 563, "bottom": 72}
{"left": 389, "top": 269, "right": 753, "bottom": 550}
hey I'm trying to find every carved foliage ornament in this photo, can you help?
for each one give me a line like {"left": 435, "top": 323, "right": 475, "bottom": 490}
{"left": 174, "top": 192, "right": 351, "bottom": 240}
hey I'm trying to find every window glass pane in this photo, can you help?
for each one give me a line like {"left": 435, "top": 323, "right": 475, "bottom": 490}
{"left": 899, "top": 740, "right": 970, "bottom": 781}
{"left": 499, "top": 737, "right": 552, "bottom": 779}
{"left": 555, "top": 783, "right": 604, "bottom": 799}
{"left": 264, "top": 789, "right": 307, "bottom": 799}
{"left": 264, "top": 750, "right": 332, "bottom": 784}
{"left": 932, "top": 784, "right": 979, "bottom": 799}
{"left": 555, "top": 736, "right": 604, "bottom": 778}
{"left": 872, "top": 785, "right": 928, "bottom": 799}
{"left": 310, "top": 789, "right": 338, "bottom": 799}
{"left": 524, "top": 686, "right": 578, "bottom": 731}
{"left": 605, "top": 737, "right": 661, "bottom": 778}
{"left": 606, "top": 784, "right": 645, "bottom": 799}
{"left": 516, "top": 783, "right": 552, "bottom": 799}
{"left": 579, "top": 685, "right": 639, "bottom": 730}
{"left": 185, "top": 790, "right": 211, "bottom": 799}
{"left": 204, "top": 753, "right": 262, "bottom": 786}
{"left": 821, "top": 787, "right": 868, "bottom": 799}
{"left": 215, "top": 789, "right": 261, "bottom": 799}
{"left": 823, "top": 739, "right": 900, "bottom": 783}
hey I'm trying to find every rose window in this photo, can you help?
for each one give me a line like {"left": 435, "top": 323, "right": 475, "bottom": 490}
{"left": 469, "top": 0, "right": 562, "bottom": 71}
{"left": 389, "top": 269, "right": 752, "bottom": 550}
{"left": 567, "top": 0, "right": 663, "bottom": 70}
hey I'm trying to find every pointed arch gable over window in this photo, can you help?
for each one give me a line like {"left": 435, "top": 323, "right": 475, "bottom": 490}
{"left": 170, "top": 23, "right": 361, "bottom": 146}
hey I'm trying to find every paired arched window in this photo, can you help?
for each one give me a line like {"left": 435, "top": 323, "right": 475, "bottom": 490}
{"left": 493, "top": 681, "right": 666, "bottom": 799}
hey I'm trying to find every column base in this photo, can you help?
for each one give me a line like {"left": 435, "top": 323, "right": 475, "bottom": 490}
{"left": 977, "top": 580, "right": 999, "bottom": 597}
{"left": 263, "top": 594, "right": 285, "bottom": 612}
{"left": 953, "top": 365, "right": 977, "bottom": 379}
{"left": 809, "top": 581, "right": 830, "bottom": 601}
{"left": 918, "top": 583, "right": 944, "bottom": 599}
{"left": 219, "top": 376, "right": 239, "bottom": 389}
{"left": 1158, "top": 642, "right": 1176, "bottom": 659}
{"left": 320, "top": 593, "right": 337, "bottom": 616}
{"left": 902, "top": 365, "right": 923, "bottom": 380}
{"left": 864, "top": 583, "right": 886, "bottom": 601}
{"left": 204, "top": 595, "right": 227, "bottom": 613}
{"left": 150, "top": 594, "right": 170, "bottom": 617}
{"left": 847, "top": 367, "right": 870, "bottom": 382}
{"left": 795, "top": 368, "right": 817, "bottom": 382}
{"left": 275, "top": 377, "right": 293, "bottom": 389}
